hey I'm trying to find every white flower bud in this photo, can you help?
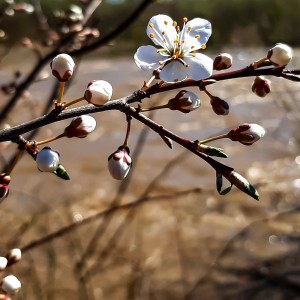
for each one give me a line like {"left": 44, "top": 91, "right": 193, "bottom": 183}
{"left": 1, "top": 275, "right": 21, "bottom": 295}
{"left": 36, "top": 147, "right": 60, "bottom": 172}
{"left": 210, "top": 96, "right": 229, "bottom": 115}
{"left": 213, "top": 53, "right": 233, "bottom": 70}
{"left": 64, "top": 115, "right": 96, "bottom": 138}
{"left": 229, "top": 123, "right": 265, "bottom": 145}
{"left": 267, "top": 43, "right": 293, "bottom": 67}
{"left": 50, "top": 53, "right": 75, "bottom": 82}
{"left": 0, "top": 257, "right": 8, "bottom": 271}
{"left": 168, "top": 90, "right": 200, "bottom": 113}
{"left": 108, "top": 146, "right": 132, "bottom": 180}
{"left": 84, "top": 80, "right": 113, "bottom": 106}
{"left": 6, "top": 248, "right": 21, "bottom": 265}
{"left": 252, "top": 76, "right": 271, "bottom": 97}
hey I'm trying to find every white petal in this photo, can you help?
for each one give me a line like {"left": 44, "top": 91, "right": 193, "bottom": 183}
{"left": 146, "top": 14, "right": 177, "bottom": 50}
{"left": 184, "top": 53, "right": 213, "bottom": 80}
{"left": 160, "top": 61, "right": 188, "bottom": 83}
{"left": 181, "top": 18, "right": 212, "bottom": 52}
{"left": 134, "top": 45, "right": 163, "bottom": 71}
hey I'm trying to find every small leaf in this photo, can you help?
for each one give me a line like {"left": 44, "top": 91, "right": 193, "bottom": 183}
{"left": 197, "top": 144, "right": 228, "bottom": 158}
{"left": 216, "top": 172, "right": 223, "bottom": 193}
{"left": 219, "top": 185, "right": 232, "bottom": 195}
{"left": 54, "top": 164, "right": 70, "bottom": 180}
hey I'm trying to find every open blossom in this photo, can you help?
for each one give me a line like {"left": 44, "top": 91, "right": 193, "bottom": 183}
{"left": 168, "top": 90, "right": 200, "bottom": 113}
{"left": 134, "top": 14, "right": 213, "bottom": 83}
{"left": 228, "top": 123, "right": 265, "bottom": 145}
{"left": 108, "top": 146, "right": 132, "bottom": 180}
{"left": 64, "top": 115, "right": 96, "bottom": 138}
{"left": 50, "top": 54, "right": 75, "bottom": 82}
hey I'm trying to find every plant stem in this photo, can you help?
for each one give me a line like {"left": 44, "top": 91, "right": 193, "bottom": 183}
{"left": 5, "top": 148, "right": 24, "bottom": 175}
{"left": 56, "top": 82, "right": 65, "bottom": 104}
{"left": 123, "top": 116, "right": 131, "bottom": 146}
{"left": 35, "top": 133, "right": 66, "bottom": 146}
{"left": 141, "top": 103, "right": 169, "bottom": 112}
{"left": 63, "top": 96, "right": 85, "bottom": 109}
{"left": 198, "top": 133, "right": 229, "bottom": 144}
{"left": 145, "top": 75, "right": 156, "bottom": 87}
{"left": 252, "top": 57, "right": 268, "bottom": 69}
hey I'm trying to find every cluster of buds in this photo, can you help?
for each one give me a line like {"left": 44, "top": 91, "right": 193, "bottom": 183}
{"left": 0, "top": 248, "right": 22, "bottom": 298}
{"left": 228, "top": 123, "right": 265, "bottom": 145}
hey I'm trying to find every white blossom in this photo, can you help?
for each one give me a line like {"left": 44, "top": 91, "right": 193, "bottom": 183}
{"left": 108, "top": 146, "right": 132, "bottom": 180}
{"left": 84, "top": 80, "right": 113, "bottom": 106}
{"left": 134, "top": 14, "right": 213, "bottom": 83}
{"left": 267, "top": 43, "right": 293, "bottom": 67}
{"left": 1, "top": 275, "right": 21, "bottom": 295}
{"left": 36, "top": 147, "right": 60, "bottom": 172}
{"left": 64, "top": 115, "right": 97, "bottom": 138}
{"left": 50, "top": 53, "right": 75, "bottom": 82}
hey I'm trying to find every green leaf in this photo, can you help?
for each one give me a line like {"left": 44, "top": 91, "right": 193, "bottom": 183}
{"left": 54, "top": 164, "right": 70, "bottom": 180}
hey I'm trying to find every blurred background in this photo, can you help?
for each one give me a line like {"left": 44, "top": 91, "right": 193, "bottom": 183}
{"left": 1, "top": 0, "right": 300, "bottom": 299}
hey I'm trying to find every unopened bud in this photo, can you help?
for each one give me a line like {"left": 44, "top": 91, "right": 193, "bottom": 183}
{"left": 222, "top": 170, "right": 259, "bottom": 200}
{"left": 1, "top": 275, "right": 21, "bottom": 295}
{"left": 108, "top": 146, "right": 132, "bottom": 180}
{"left": 252, "top": 76, "right": 271, "bottom": 97}
{"left": 168, "top": 90, "right": 200, "bottom": 113}
{"left": 5, "top": 249, "right": 21, "bottom": 266}
{"left": 36, "top": 147, "right": 60, "bottom": 172}
{"left": 267, "top": 43, "right": 293, "bottom": 67}
{"left": 210, "top": 96, "right": 229, "bottom": 115}
{"left": 50, "top": 53, "right": 75, "bottom": 82}
{"left": 0, "top": 175, "right": 10, "bottom": 204}
{"left": 64, "top": 115, "right": 96, "bottom": 138}
{"left": 213, "top": 53, "right": 232, "bottom": 70}
{"left": 0, "top": 257, "right": 8, "bottom": 271}
{"left": 228, "top": 123, "right": 265, "bottom": 145}
{"left": 84, "top": 80, "right": 113, "bottom": 106}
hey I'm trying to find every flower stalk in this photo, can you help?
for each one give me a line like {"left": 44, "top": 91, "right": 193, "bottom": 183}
{"left": 62, "top": 96, "right": 85, "bottom": 109}
{"left": 35, "top": 133, "right": 66, "bottom": 146}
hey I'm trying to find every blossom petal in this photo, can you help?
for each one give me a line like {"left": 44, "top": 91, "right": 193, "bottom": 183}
{"left": 146, "top": 14, "right": 177, "bottom": 51}
{"left": 184, "top": 53, "right": 213, "bottom": 80}
{"left": 181, "top": 18, "right": 212, "bottom": 52}
{"left": 160, "top": 61, "right": 188, "bottom": 83}
{"left": 134, "top": 45, "right": 163, "bottom": 71}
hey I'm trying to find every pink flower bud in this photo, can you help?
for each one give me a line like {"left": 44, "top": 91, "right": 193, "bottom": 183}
{"left": 84, "top": 80, "right": 113, "bottom": 106}
{"left": 36, "top": 147, "right": 60, "bottom": 172}
{"left": 50, "top": 54, "right": 75, "bottom": 82}
{"left": 1, "top": 275, "right": 21, "bottom": 295}
{"left": 0, "top": 175, "right": 10, "bottom": 204}
{"left": 252, "top": 76, "right": 271, "bottom": 97}
{"left": 267, "top": 43, "right": 293, "bottom": 67}
{"left": 108, "top": 146, "right": 132, "bottom": 180}
{"left": 64, "top": 115, "right": 96, "bottom": 138}
{"left": 213, "top": 53, "right": 232, "bottom": 70}
{"left": 210, "top": 96, "right": 229, "bottom": 115}
{"left": 168, "top": 90, "right": 200, "bottom": 113}
{"left": 228, "top": 123, "right": 265, "bottom": 145}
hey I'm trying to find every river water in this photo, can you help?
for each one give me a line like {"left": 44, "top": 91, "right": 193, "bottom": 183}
{"left": 0, "top": 49, "right": 300, "bottom": 299}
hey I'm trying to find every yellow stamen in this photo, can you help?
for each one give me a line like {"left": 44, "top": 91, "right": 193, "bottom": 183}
{"left": 195, "top": 34, "right": 200, "bottom": 39}
{"left": 201, "top": 44, "right": 206, "bottom": 49}
{"left": 183, "top": 17, "right": 188, "bottom": 23}
{"left": 164, "top": 20, "right": 168, "bottom": 25}
{"left": 187, "top": 26, "right": 192, "bottom": 33}
{"left": 173, "top": 21, "right": 177, "bottom": 27}
{"left": 159, "top": 61, "right": 164, "bottom": 65}
{"left": 150, "top": 33, "right": 155, "bottom": 38}
{"left": 149, "top": 23, "right": 154, "bottom": 28}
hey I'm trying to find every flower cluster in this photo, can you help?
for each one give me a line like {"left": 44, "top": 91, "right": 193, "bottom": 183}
{"left": 0, "top": 249, "right": 22, "bottom": 298}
